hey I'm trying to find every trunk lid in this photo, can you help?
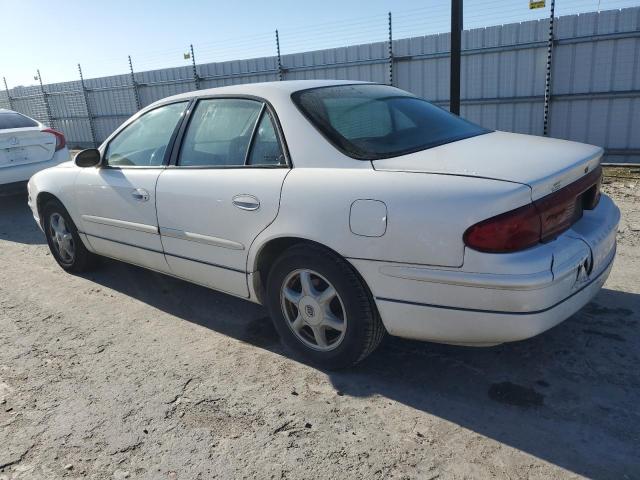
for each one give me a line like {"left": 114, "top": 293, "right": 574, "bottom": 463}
{"left": 372, "top": 131, "right": 603, "bottom": 201}
{"left": 0, "top": 128, "right": 57, "bottom": 169}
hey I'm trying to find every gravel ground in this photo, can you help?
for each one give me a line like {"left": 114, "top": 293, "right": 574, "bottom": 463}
{"left": 0, "top": 175, "right": 639, "bottom": 480}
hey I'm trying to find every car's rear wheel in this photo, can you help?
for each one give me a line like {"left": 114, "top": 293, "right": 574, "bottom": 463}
{"left": 266, "top": 243, "right": 385, "bottom": 369}
{"left": 43, "top": 200, "right": 99, "bottom": 273}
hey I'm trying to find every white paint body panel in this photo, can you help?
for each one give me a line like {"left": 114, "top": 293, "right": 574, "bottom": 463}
{"left": 26, "top": 80, "right": 620, "bottom": 347}
{"left": 155, "top": 168, "right": 290, "bottom": 297}
{"left": 75, "top": 167, "right": 169, "bottom": 273}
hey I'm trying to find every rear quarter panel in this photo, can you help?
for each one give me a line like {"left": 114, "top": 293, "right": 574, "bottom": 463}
{"left": 249, "top": 168, "right": 533, "bottom": 269}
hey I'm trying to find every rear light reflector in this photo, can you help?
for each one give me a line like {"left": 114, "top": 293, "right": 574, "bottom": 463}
{"left": 464, "top": 166, "right": 602, "bottom": 253}
{"left": 42, "top": 128, "right": 66, "bottom": 151}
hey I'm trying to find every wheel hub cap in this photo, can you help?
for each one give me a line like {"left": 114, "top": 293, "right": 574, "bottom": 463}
{"left": 49, "top": 213, "right": 75, "bottom": 263}
{"left": 280, "top": 269, "right": 347, "bottom": 352}
{"left": 299, "top": 296, "right": 321, "bottom": 326}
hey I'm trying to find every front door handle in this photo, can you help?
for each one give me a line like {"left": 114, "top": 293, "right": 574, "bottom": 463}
{"left": 232, "top": 194, "right": 260, "bottom": 211}
{"left": 131, "top": 188, "right": 150, "bottom": 202}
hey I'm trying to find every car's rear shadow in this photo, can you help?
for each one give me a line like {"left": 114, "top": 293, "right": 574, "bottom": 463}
{"left": 0, "top": 192, "right": 46, "bottom": 245}
{"left": 82, "top": 256, "right": 640, "bottom": 480}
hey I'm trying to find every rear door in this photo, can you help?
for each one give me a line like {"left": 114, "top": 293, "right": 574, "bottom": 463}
{"left": 155, "top": 98, "right": 289, "bottom": 297}
{"left": 75, "top": 101, "right": 188, "bottom": 272}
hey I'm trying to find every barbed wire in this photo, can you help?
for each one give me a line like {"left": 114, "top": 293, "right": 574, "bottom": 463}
{"left": 2, "top": 0, "right": 639, "bottom": 87}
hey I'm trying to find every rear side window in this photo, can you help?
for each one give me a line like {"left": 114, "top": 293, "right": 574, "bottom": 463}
{"left": 247, "top": 112, "right": 285, "bottom": 166}
{"left": 178, "top": 99, "right": 263, "bottom": 167}
{"left": 292, "top": 84, "right": 489, "bottom": 160}
{"left": 0, "top": 112, "right": 38, "bottom": 130}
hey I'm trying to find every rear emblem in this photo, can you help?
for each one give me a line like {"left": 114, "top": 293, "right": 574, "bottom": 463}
{"left": 8, "top": 136, "right": 19, "bottom": 145}
{"left": 305, "top": 305, "right": 315, "bottom": 317}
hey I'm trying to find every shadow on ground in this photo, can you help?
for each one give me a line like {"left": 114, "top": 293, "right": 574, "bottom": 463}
{"left": 0, "top": 192, "right": 45, "bottom": 245}
{"left": 83, "top": 256, "right": 640, "bottom": 480}
{"left": 3, "top": 193, "right": 638, "bottom": 479}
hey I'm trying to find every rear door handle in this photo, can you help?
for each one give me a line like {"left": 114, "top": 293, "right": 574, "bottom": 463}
{"left": 232, "top": 194, "right": 260, "bottom": 211}
{"left": 131, "top": 188, "right": 150, "bottom": 202}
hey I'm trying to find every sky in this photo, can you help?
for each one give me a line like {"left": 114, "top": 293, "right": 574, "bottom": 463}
{"left": 1, "top": 0, "right": 638, "bottom": 87}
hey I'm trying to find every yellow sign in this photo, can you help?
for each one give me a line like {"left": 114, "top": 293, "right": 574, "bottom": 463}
{"left": 529, "top": 0, "right": 545, "bottom": 8}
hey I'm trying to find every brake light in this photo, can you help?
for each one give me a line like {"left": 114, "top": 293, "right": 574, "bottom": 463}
{"left": 463, "top": 203, "right": 541, "bottom": 253}
{"left": 464, "top": 166, "right": 602, "bottom": 253}
{"left": 42, "top": 128, "right": 66, "bottom": 151}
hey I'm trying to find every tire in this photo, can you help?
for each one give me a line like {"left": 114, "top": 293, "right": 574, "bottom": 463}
{"left": 266, "top": 243, "right": 385, "bottom": 369}
{"left": 43, "top": 199, "right": 99, "bottom": 273}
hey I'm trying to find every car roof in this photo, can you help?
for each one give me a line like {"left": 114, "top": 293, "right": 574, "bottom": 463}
{"left": 150, "top": 79, "right": 373, "bottom": 107}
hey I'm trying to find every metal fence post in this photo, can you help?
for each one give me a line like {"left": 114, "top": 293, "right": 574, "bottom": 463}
{"left": 3, "top": 77, "right": 14, "bottom": 110}
{"left": 37, "top": 69, "right": 53, "bottom": 126}
{"left": 190, "top": 44, "right": 200, "bottom": 90}
{"left": 450, "top": 0, "right": 463, "bottom": 115}
{"left": 543, "top": 0, "right": 556, "bottom": 136}
{"left": 388, "top": 12, "right": 394, "bottom": 86}
{"left": 78, "top": 63, "right": 97, "bottom": 148}
{"left": 275, "top": 29, "right": 284, "bottom": 81}
{"left": 128, "top": 55, "right": 142, "bottom": 111}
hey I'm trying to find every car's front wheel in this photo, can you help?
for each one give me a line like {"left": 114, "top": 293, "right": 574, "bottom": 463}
{"left": 266, "top": 243, "right": 385, "bottom": 369}
{"left": 43, "top": 200, "right": 99, "bottom": 273}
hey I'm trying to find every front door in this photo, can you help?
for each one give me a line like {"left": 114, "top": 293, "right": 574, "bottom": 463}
{"left": 76, "top": 101, "right": 188, "bottom": 272}
{"left": 155, "top": 98, "right": 290, "bottom": 297}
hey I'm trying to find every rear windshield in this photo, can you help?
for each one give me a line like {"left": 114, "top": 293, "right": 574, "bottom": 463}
{"left": 292, "top": 84, "right": 489, "bottom": 160}
{"left": 0, "top": 112, "right": 38, "bottom": 130}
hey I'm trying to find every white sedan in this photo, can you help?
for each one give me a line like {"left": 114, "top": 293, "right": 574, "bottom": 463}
{"left": 0, "top": 109, "right": 69, "bottom": 194}
{"left": 27, "top": 80, "right": 619, "bottom": 369}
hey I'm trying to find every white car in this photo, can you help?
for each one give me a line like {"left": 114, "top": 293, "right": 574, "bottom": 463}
{"left": 0, "top": 109, "right": 69, "bottom": 195}
{"left": 27, "top": 80, "right": 619, "bottom": 368}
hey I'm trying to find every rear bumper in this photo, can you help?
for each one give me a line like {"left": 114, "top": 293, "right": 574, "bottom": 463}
{"left": 371, "top": 253, "right": 614, "bottom": 345}
{"left": 349, "top": 194, "right": 619, "bottom": 345}
{"left": 0, "top": 147, "right": 69, "bottom": 186}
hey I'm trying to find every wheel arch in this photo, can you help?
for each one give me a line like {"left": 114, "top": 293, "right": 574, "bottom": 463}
{"left": 36, "top": 191, "right": 63, "bottom": 228}
{"left": 250, "top": 236, "right": 376, "bottom": 308}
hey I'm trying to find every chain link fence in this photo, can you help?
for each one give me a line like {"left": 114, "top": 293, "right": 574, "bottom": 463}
{"left": 1, "top": 2, "right": 639, "bottom": 163}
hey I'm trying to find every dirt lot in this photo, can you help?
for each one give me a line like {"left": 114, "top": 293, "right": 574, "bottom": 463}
{"left": 0, "top": 173, "right": 638, "bottom": 480}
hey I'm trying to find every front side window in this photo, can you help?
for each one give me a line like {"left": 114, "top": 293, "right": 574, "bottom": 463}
{"left": 105, "top": 101, "right": 187, "bottom": 167}
{"left": 178, "top": 99, "right": 263, "bottom": 167}
{"left": 292, "top": 84, "right": 489, "bottom": 160}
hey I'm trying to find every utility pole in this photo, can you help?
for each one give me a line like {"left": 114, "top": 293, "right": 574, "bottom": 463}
{"left": 450, "top": 0, "right": 463, "bottom": 115}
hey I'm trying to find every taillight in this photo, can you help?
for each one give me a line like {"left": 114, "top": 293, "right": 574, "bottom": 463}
{"left": 464, "top": 166, "right": 602, "bottom": 253}
{"left": 463, "top": 203, "right": 541, "bottom": 253}
{"left": 42, "top": 128, "right": 66, "bottom": 151}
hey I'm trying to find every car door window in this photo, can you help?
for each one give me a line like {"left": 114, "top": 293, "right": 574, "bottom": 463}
{"left": 105, "top": 101, "right": 188, "bottom": 167}
{"left": 247, "top": 112, "right": 285, "bottom": 166}
{"left": 178, "top": 99, "right": 263, "bottom": 167}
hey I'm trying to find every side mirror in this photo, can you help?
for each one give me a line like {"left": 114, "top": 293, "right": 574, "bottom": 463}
{"left": 74, "top": 149, "right": 101, "bottom": 168}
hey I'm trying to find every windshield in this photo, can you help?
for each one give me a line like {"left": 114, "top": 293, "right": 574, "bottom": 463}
{"left": 291, "top": 84, "right": 489, "bottom": 160}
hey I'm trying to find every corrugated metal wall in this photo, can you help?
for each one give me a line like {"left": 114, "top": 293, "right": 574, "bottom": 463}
{"left": 4, "top": 7, "right": 639, "bottom": 163}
